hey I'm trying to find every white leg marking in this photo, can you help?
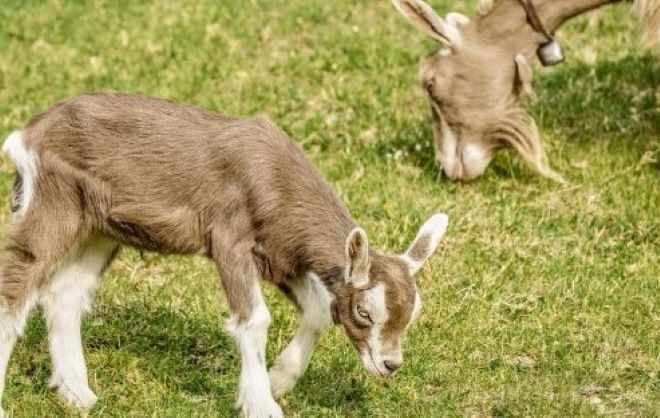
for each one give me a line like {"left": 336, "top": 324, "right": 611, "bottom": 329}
{"left": 269, "top": 273, "right": 333, "bottom": 398}
{"left": 226, "top": 285, "right": 282, "bottom": 418}
{"left": 0, "top": 294, "right": 38, "bottom": 416}
{"left": 2, "top": 131, "right": 38, "bottom": 219}
{"left": 40, "top": 238, "right": 117, "bottom": 409}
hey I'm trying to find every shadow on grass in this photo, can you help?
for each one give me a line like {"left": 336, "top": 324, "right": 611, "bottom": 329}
{"left": 17, "top": 300, "right": 369, "bottom": 414}
{"left": 16, "top": 303, "right": 232, "bottom": 397}
{"left": 293, "top": 368, "right": 369, "bottom": 411}
{"left": 88, "top": 303, "right": 235, "bottom": 396}
{"left": 535, "top": 53, "right": 659, "bottom": 142}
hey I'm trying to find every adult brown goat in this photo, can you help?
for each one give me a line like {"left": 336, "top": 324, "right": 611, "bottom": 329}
{"left": 394, "top": 0, "right": 658, "bottom": 182}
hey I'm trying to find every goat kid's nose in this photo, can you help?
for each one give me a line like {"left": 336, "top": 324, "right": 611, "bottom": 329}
{"left": 383, "top": 359, "right": 403, "bottom": 373}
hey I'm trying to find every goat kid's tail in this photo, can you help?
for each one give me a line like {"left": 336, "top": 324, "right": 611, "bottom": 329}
{"left": 2, "top": 130, "right": 37, "bottom": 217}
{"left": 634, "top": 0, "right": 660, "bottom": 42}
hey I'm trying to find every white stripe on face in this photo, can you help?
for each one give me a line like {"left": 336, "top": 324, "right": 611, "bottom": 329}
{"left": 359, "top": 284, "right": 391, "bottom": 376}
{"left": 431, "top": 103, "right": 459, "bottom": 179}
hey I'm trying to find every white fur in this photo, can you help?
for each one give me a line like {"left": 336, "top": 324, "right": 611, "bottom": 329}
{"left": 226, "top": 285, "right": 282, "bottom": 418}
{"left": 432, "top": 104, "right": 493, "bottom": 181}
{"left": 269, "top": 273, "right": 333, "bottom": 398}
{"left": 432, "top": 103, "right": 460, "bottom": 180}
{"left": 462, "top": 143, "right": 493, "bottom": 179}
{"left": 39, "top": 237, "right": 116, "bottom": 409}
{"left": 403, "top": 213, "right": 449, "bottom": 275}
{"left": 410, "top": 291, "right": 422, "bottom": 326}
{"left": 360, "top": 284, "right": 392, "bottom": 376}
{"left": 443, "top": 22, "right": 462, "bottom": 44}
{"left": 436, "top": 47, "right": 452, "bottom": 56}
{"left": 392, "top": 0, "right": 462, "bottom": 46}
{"left": 2, "top": 131, "right": 38, "bottom": 219}
{"left": 446, "top": 12, "right": 469, "bottom": 26}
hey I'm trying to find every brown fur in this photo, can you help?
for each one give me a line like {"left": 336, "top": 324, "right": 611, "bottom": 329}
{"left": 634, "top": 0, "right": 660, "bottom": 41}
{"left": 396, "top": 0, "right": 658, "bottom": 181}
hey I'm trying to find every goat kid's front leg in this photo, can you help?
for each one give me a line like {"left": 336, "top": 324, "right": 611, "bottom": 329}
{"left": 269, "top": 273, "right": 333, "bottom": 398}
{"left": 219, "top": 246, "right": 282, "bottom": 418}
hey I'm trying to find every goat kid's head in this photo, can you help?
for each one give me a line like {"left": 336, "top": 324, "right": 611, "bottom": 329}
{"left": 332, "top": 213, "right": 448, "bottom": 377}
{"left": 393, "top": 0, "right": 564, "bottom": 183}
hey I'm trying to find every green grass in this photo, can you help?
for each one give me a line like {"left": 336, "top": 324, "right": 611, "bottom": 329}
{"left": 0, "top": 0, "right": 658, "bottom": 416}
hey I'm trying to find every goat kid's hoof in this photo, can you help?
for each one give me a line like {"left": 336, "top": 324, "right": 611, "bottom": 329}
{"left": 58, "top": 385, "right": 98, "bottom": 410}
{"left": 238, "top": 397, "right": 284, "bottom": 418}
{"left": 50, "top": 378, "right": 98, "bottom": 409}
{"left": 268, "top": 367, "right": 297, "bottom": 399}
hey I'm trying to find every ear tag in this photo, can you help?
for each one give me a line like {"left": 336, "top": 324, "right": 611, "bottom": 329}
{"left": 537, "top": 39, "right": 564, "bottom": 66}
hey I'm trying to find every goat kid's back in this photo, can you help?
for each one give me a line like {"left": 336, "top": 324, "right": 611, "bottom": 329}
{"left": 15, "top": 93, "right": 352, "bottom": 276}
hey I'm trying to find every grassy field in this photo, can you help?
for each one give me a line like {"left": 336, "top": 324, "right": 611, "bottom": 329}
{"left": 0, "top": 0, "right": 658, "bottom": 416}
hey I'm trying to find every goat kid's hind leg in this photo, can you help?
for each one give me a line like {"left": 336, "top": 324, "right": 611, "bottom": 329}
{"left": 0, "top": 212, "right": 82, "bottom": 414}
{"left": 269, "top": 273, "right": 333, "bottom": 398}
{"left": 40, "top": 237, "right": 118, "bottom": 410}
{"left": 0, "top": 289, "right": 38, "bottom": 418}
{"left": 217, "top": 243, "right": 282, "bottom": 418}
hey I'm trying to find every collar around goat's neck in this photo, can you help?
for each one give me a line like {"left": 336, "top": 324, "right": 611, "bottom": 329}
{"left": 519, "top": 0, "right": 565, "bottom": 66}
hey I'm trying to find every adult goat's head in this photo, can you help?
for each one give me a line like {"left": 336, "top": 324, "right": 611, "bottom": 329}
{"left": 393, "top": 0, "right": 566, "bottom": 182}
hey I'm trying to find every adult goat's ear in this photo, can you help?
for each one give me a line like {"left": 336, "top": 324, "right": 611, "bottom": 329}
{"left": 515, "top": 54, "right": 535, "bottom": 98}
{"left": 345, "top": 227, "right": 370, "bottom": 287}
{"left": 402, "top": 213, "right": 449, "bottom": 275}
{"left": 392, "top": 0, "right": 461, "bottom": 47}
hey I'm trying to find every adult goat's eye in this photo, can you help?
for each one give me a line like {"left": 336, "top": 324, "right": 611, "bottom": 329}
{"left": 357, "top": 305, "right": 371, "bottom": 321}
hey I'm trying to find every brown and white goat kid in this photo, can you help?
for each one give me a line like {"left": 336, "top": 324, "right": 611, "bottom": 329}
{"left": 393, "top": 0, "right": 659, "bottom": 182}
{"left": 0, "top": 94, "right": 449, "bottom": 417}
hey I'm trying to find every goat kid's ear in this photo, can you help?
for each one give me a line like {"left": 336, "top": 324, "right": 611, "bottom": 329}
{"left": 345, "top": 227, "right": 370, "bottom": 287}
{"left": 403, "top": 213, "right": 449, "bottom": 275}
{"left": 392, "top": 0, "right": 461, "bottom": 47}
{"left": 514, "top": 54, "right": 535, "bottom": 98}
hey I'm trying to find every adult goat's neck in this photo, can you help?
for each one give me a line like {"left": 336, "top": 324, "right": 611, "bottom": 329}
{"left": 474, "top": 0, "right": 622, "bottom": 54}
{"left": 539, "top": 0, "right": 622, "bottom": 32}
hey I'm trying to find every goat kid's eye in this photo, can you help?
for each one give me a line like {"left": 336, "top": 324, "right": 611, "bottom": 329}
{"left": 356, "top": 305, "right": 372, "bottom": 322}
